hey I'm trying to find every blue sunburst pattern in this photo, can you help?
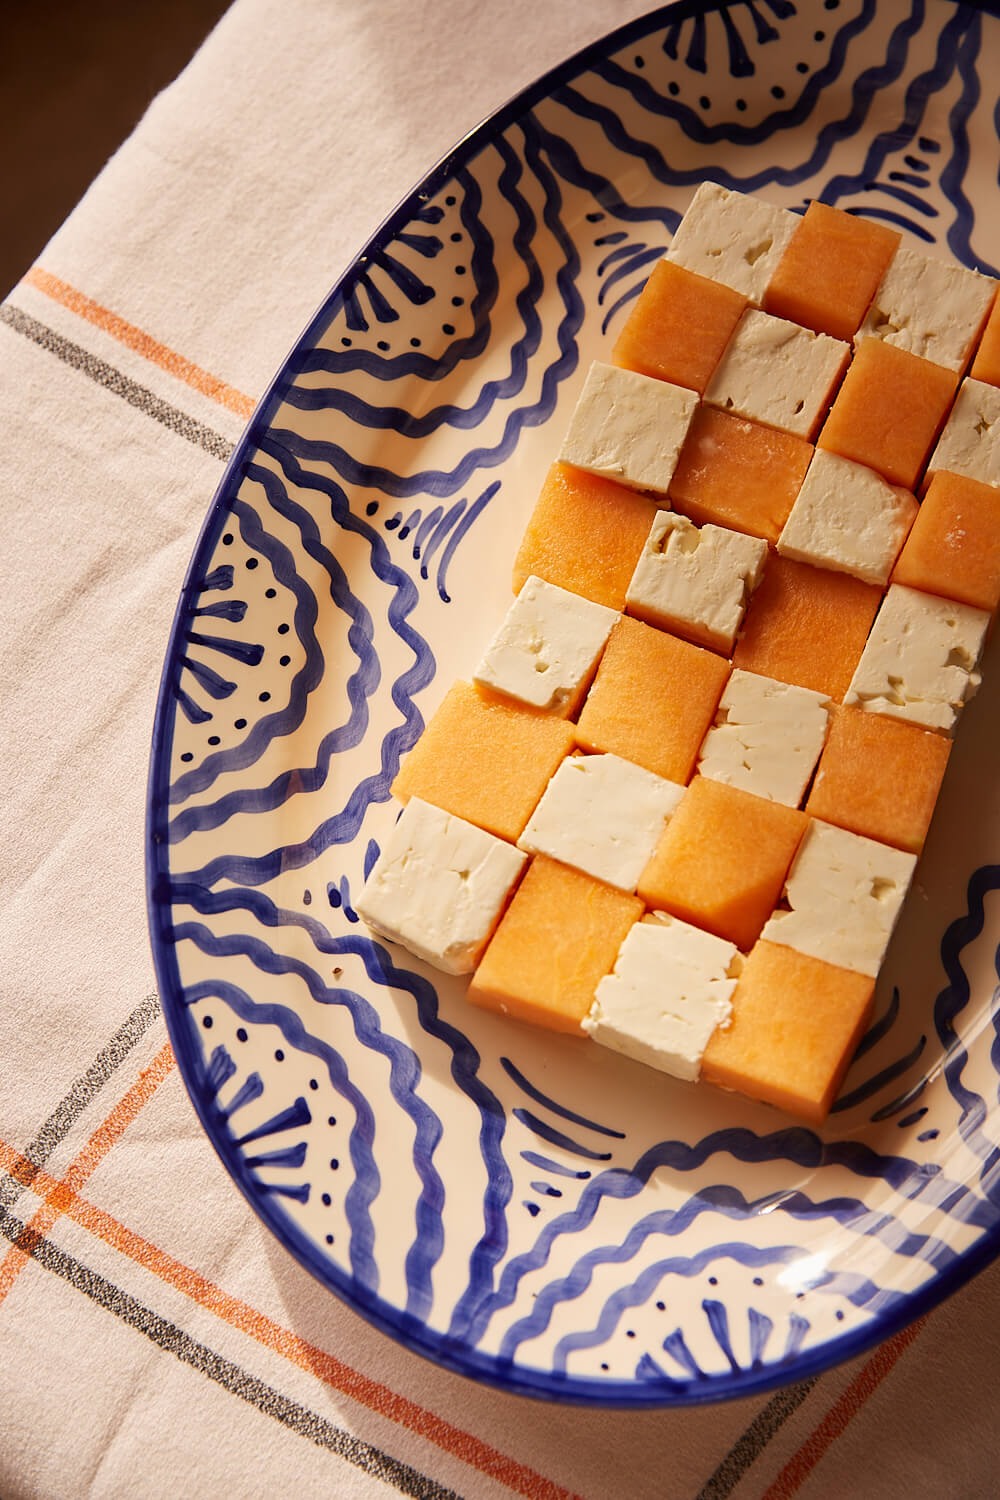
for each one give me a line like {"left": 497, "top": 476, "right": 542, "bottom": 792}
{"left": 147, "top": 0, "right": 1000, "bottom": 1404}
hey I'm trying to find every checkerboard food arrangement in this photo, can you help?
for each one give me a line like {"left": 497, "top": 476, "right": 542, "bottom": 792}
{"left": 11, "top": 1, "right": 1000, "bottom": 1494}
{"left": 357, "top": 183, "right": 1000, "bottom": 1126}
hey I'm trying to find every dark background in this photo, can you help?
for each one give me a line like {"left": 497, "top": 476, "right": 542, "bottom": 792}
{"left": 2, "top": 0, "right": 232, "bottom": 297}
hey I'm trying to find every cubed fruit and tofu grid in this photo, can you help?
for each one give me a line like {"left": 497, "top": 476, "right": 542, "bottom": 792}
{"left": 356, "top": 182, "right": 1000, "bottom": 1127}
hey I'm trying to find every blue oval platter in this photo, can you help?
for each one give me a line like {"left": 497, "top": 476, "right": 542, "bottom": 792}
{"left": 147, "top": 0, "right": 1000, "bottom": 1404}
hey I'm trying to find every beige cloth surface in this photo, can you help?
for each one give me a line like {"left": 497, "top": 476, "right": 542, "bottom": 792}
{"left": 2, "top": 1, "right": 998, "bottom": 1495}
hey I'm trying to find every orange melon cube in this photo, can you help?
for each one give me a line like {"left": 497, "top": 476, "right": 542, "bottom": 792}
{"left": 763, "top": 201, "right": 900, "bottom": 341}
{"left": 891, "top": 469, "right": 1000, "bottom": 615}
{"left": 391, "top": 680, "right": 573, "bottom": 843}
{"left": 467, "top": 856, "right": 643, "bottom": 1033}
{"left": 970, "top": 290, "right": 1000, "bottom": 386}
{"left": 637, "top": 777, "right": 807, "bottom": 952}
{"left": 732, "top": 554, "right": 882, "bottom": 700}
{"left": 512, "top": 461, "right": 656, "bottom": 610}
{"left": 575, "top": 616, "right": 730, "bottom": 784}
{"left": 669, "top": 406, "right": 813, "bottom": 543}
{"left": 612, "top": 259, "right": 747, "bottom": 395}
{"left": 818, "top": 339, "right": 958, "bottom": 490}
{"left": 806, "top": 705, "right": 951, "bottom": 855}
{"left": 701, "top": 940, "right": 876, "bottom": 1124}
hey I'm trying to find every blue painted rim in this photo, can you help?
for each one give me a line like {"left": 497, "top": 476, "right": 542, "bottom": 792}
{"left": 146, "top": 0, "right": 1000, "bottom": 1405}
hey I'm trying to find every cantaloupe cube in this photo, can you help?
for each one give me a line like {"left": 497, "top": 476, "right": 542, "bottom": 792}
{"left": 732, "top": 553, "right": 882, "bottom": 700}
{"left": 701, "top": 940, "right": 875, "bottom": 1124}
{"left": 818, "top": 339, "right": 958, "bottom": 490}
{"left": 891, "top": 469, "right": 1000, "bottom": 615}
{"left": 466, "top": 856, "right": 643, "bottom": 1033}
{"left": 806, "top": 705, "right": 951, "bottom": 855}
{"left": 763, "top": 201, "right": 900, "bottom": 341}
{"left": 669, "top": 406, "right": 813, "bottom": 543}
{"left": 637, "top": 776, "right": 807, "bottom": 951}
{"left": 512, "top": 461, "right": 657, "bottom": 610}
{"left": 612, "top": 259, "right": 748, "bottom": 395}
{"left": 575, "top": 617, "right": 730, "bottom": 784}
{"left": 971, "top": 290, "right": 1000, "bottom": 386}
{"left": 391, "top": 680, "right": 573, "bottom": 842}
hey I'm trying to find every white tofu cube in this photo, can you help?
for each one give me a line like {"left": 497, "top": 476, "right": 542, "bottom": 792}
{"left": 703, "top": 309, "right": 849, "bottom": 439}
{"left": 473, "top": 575, "right": 618, "bottom": 715}
{"left": 926, "top": 377, "right": 1000, "bottom": 488}
{"left": 857, "top": 243, "right": 996, "bottom": 372}
{"left": 761, "top": 819, "right": 917, "bottom": 978}
{"left": 355, "top": 799, "right": 527, "bottom": 975}
{"left": 697, "top": 669, "right": 830, "bottom": 807}
{"left": 517, "top": 753, "right": 684, "bottom": 892}
{"left": 776, "top": 449, "right": 918, "bottom": 585}
{"left": 583, "top": 912, "right": 740, "bottom": 1082}
{"left": 844, "top": 583, "right": 989, "bottom": 734}
{"left": 625, "top": 510, "right": 767, "bottom": 653}
{"left": 665, "top": 181, "right": 797, "bottom": 304}
{"left": 559, "top": 361, "right": 698, "bottom": 495}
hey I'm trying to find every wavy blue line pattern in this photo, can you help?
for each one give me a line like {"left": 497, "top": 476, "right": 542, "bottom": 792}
{"left": 854, "top": 987, "right": 901, "bottom": 1061}
{"left": 830, "top": 1034, "right": 927, "bottom": 1114}
{"left": 590, "top": 0, "right": 894, "bottom": 154}
{"left": 146, "top": 0, "right": 1000, "bottom": 1406}
{"left": 284, "top": 146, "right": 546, "bottom": 441}
{"left": 500, "top": 1057, "right": 626, "bottom": 1136}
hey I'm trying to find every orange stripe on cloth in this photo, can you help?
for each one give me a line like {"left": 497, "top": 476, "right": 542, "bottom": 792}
{"left": 24, "top": 267, "right": 255, "bottom": 419}
{"left": 0, "top": 1140, "right": 577, "bottom": 1500}
{"left": 761, "top": 1316, "right": 928, "bottom": 1499}
{"left": 0, "top": 1043, "right": 176, "bottom": 1306}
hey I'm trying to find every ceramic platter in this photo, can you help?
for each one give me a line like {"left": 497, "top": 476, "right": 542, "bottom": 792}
{"left": 147, "top": 0, "right": 1000, "bottom": 1404}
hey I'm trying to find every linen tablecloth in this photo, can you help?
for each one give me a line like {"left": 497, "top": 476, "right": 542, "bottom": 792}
{"left": 2, "top": 1, "right": 998, "bottom": 1494}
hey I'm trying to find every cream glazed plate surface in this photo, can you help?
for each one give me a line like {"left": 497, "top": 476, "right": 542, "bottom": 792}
{"left": 147, "top": 0, "right": 1000, "bottom": 1403}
